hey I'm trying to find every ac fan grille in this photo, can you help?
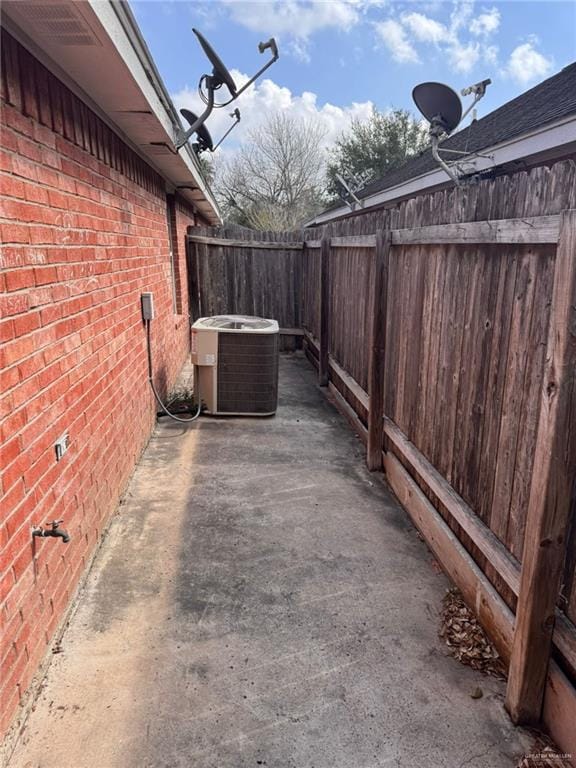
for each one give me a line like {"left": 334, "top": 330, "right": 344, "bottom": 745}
{"left": 217, "top": 332, "right": 279, "bottom": 414}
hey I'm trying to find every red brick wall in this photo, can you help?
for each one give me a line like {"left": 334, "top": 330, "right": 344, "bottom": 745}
{"left": 0, "top": 30, "right": 205, "bottom": 738}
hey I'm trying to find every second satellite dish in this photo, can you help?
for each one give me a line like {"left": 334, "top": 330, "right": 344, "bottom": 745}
{"left": 412, "top": 77, "right": 492, "bottom": 184}
{"left": 180, "top": 107, "right": 241, "bottom": 156}
{"left": 412, "top": 82, "right": 462, "bottom": 135}
{"left": 180, "top": 109, "right": 213, "bottom": 153}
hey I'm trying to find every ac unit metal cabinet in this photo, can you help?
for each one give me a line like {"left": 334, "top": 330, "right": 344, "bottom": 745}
{"left": 191, "top": 315, "right": 279, "bottom": 416}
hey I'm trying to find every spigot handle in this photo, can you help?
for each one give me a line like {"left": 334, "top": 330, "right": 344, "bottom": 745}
{"left": 48, "top": 519, "right": 64, "bottom": 529}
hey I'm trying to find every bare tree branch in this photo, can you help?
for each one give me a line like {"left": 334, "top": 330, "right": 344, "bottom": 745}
{"left": 214, "top": 113, "right": 327, "bottom": 231}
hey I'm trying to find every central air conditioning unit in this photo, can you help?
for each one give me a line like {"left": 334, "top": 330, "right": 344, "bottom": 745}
{"left": 191, "top": 315, "right": 279, "bottom": 416}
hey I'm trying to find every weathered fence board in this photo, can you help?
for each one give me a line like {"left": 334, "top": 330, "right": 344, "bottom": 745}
{"left": 506, "top": 209, "right": 576, "bottom": 724}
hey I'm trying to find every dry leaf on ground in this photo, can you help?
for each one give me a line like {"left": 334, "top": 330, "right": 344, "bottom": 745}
{"left": 439, "top": 587, "right": 507, "bottom": 679}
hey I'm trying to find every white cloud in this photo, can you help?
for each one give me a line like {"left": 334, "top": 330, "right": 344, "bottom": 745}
{"left": 172, "top": 71, "right": 374, "bottom": 160}
{"left": 450, "top": 41, "right": 481, "bottom": 72}
{"left": 469, "top": 8, "right": 500, "bottom": 36}
{"left": 505, "top": 41, "right": 553, "bottom": 85}
{"left": 374, "top": 19, "right": 420, "bottom": 63}
{"left": 221, "top": 0, "right": 368, "bottom": 59}
{"left": 375, "top": 4, "right": 500, "bottom": 76}
{"left": 450, "top": 0, "right": 474, "bottom": 34}
{"left": 401, "top": 12, "right": 449, "bottom": 44}
{"left": 484, "top": 44, "right": 498, "bottom": 66}
{"left": 223, "top": 0, "right": 358, "bottom": 37}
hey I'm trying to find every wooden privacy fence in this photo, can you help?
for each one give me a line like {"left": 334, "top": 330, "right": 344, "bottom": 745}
{"left": 302, "top": 160, "right": 576, "bottom": 756}
{"left": 186, "top": 161, "right": 576, "bottom": 757}
{"left": 186, "top": 225, "right": 303, "bottom": 351}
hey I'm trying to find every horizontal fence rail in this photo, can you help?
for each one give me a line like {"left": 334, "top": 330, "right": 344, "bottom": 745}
{"left": 306, "top": 214, "right": 562, "bottom": 249}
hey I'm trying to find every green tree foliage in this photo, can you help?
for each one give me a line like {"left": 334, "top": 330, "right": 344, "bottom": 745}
{"left": 326, "top": 108, "right": 428, "bottom": 197}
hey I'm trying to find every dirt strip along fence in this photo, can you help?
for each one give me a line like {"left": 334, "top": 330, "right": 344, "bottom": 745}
{"left": 186, "top": 161, "right": 576, "bottom": 758}
{"left": 301, "top": 160, "right": 576, "bottom": 754}
{"left": 186, "top": 225, "right": 303, "bottom": 351}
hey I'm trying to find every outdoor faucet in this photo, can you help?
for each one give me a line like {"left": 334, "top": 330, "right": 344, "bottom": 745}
{"left": 32, "top": 520, "right": 70, "bottom": 544}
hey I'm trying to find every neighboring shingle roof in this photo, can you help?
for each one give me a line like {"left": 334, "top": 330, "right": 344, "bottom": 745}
{"left": 323, "top": 62, "right": 576, "bottom": 216}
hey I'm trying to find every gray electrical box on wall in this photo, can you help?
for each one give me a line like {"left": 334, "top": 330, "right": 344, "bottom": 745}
{"left": 141, "top": 292, "right": 155, "bottom": 321}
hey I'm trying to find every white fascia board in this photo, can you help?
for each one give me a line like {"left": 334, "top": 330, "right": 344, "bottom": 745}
{"left": 88, "top": 1, "right": 174, "bottom": 139}
{"left": 308, "top": 115, "right": 576, "bottom": 226}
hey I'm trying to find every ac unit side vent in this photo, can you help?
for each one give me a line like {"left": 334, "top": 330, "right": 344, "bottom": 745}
{"left": 217, "top": 332, "right": 279, "bottom": 414}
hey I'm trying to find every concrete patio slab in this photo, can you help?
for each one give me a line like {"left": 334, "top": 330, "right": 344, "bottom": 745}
{"left": 6, "top": 354, "right": 529, "bottom": 768}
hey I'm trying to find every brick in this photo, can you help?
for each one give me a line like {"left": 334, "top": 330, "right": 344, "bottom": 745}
{"left": 0, "top": 294, "right": 30, "bottom": 318}
{"left": 0, "top": 436, "right": 20, "bottom": 468}
{"left": 33, "top": 121, "right": 57, "bottom": 149}
{"left": 11, "top": 544, "right": 34, "bottom": 582}
{"left": 16, "top": 134, "right": 42, "bottom": 163}
{"left": 5, "top": 269, "right": 35, "bottom": 292}
{"left": 35, "top": 165, "right": 59, "bottom": 188}
{"left": 11, "top": 375, "right": 40, "bottom": 411}
{"left": 0, "top": 686, "right": 20, "bottom": 738}
{"left": 0, "top": 645, "right": 30, "bottom": 706}
{"left": 0, "top": 453, "right": 31, "bottom": 495}
{"left": 0, "top": 409, "right": 27, "bottom": 445}
{"left": 23, "top": 182, "right": 49, "bottom": 205}
{"left": 1, "top": 223, "right": 30, "bottom": 244}
{"left": 0, "top": 174, "right": 25, "bottom": 198}
{"left": 33, "top": 267, "right": 58, "bottom": 286}
{"left": 1, "top": 365, "right": 19, "bottom": 393}
{"left": 2, "top": 523, "right": 32, "bottom": 573}
{"left": 47, "top": 190, "right": 68, "bottom": 210}
{"left": 0, "top": 335, "right": 35, "bottom": 368}
{"left": 40, "top": 147, "right": 61, "bottom": 170}
{"left": 23, "top": 451, "right": 52, "bottom": 493}
{"left": 28, "top": 226, "right": 54, "bottom": 245}
{"left": 3, "top": 105, "right": 34, "bottom": 137}
{"left": 39, "top": 305, "right": 62, "bottom": 326}
{"left": 9, "top": 154, "right": 36, "bottom": 182}
{"left": 0, "top": 645, "right": 18, "bottom": 689}
{"left": 0, "top": 320, "right": 15, "bottom": 344}
{"left": 12, "top": 312, "right": 40, "bottom": 337}
{"left": 0, "top": 569, "right": 15, "bottom": 605}
{"left": 17, "top": 352, "right": 45, "bottom": 381}
{"left": 0, "top": 149, "right": 14, "bottom": 173}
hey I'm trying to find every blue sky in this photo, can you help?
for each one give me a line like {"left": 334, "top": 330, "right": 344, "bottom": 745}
{"left": 130, "top": 0, "right": 575, "bottom": 156}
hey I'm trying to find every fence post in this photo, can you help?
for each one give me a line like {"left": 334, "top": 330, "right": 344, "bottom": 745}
{"left": 505, "top": 208, "right": 576, "bottom": 724}
{"left": 367, "top": 229, "right": 391, "bottom": 471}
{"left": 319, "top": 235, "right": 331, "bottom": 386}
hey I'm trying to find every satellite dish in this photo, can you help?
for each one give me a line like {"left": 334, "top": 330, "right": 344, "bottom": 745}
{"left": 174, "top": 29, "right": 279, "bottom": 151}
{"left": 180, "top": 109, "right": 213, "bottom": 153}
{"left": 192, "top": 28, "right": 237, "bottom": 98}
{"left": 412, "top": 82, "right": 462, "bottom": 135}
{"left": 412, "top": 78, "right": 492, "bottom": 185}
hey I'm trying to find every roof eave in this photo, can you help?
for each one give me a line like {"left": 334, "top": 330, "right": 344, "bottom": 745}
{"left": 2, "top": 0, "right": 221, "bottom": 225}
